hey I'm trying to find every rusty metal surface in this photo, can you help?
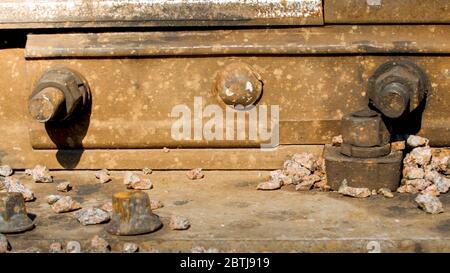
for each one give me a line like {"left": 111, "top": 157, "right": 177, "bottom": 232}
{"left": 4, "top": 170, "right": 450, "bottom": 252}
{"left": 324, "top": 145, "right": 403, "bottom": 191}
{"left": 0, "top": 0, "right": 323, "bottom": 29}
{"left": 325, "top": 0, "right": 450, "bottom": 24}
{"left": 25, "top": 25, "right": 450, "bottom": 58}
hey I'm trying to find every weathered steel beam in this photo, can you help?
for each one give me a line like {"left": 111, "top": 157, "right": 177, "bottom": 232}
{"left": 325, "top": 0, "right": 450, "bottom": 24}
{"left": 0, "top": 0, "right": 323, "bottom": 29}
{"left": 26, "top": 25, "right": 450, "bottom": 58}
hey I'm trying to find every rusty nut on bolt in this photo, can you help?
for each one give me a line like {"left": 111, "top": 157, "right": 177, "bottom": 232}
{"left": 340, "top": 109, "right": 391, "bottom": 158}
{"left": 28, "top": 68, "right": 90, "bottom": 123}
{"left": 368, "top": 60, "right": 429, "bottom": 118}
{"left": 213, "top": 62, "right": 263, "bottom": 107}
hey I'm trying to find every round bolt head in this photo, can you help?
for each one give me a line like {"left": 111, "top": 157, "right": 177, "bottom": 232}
{"left": 0, "top": 192, "right": 35, "bottom": 234}
{"left": 28, "top": 87, "right": 65, "bottom": 123}
{"left": 378, "top": 82, "right": 410, "bottom": 118}
{"left": 214, "top": 62, "right": 263, "bottom": 107}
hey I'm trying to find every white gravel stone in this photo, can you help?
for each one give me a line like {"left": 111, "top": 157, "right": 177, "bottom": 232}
{"left": 95, "top": 169, "right": 111, "bottom": 184}
{"left": 56, "top": 181, "right": 71, "bottom": 192}
{"left": 49, "top": 242, "right": 64, "bottom": 253}
{"left": 256, "top": 179, "right": 282, "bottom": 190}
{"left": 30, "top": 165, "right": 53, "bottom": 183}
{"left": 2, "top": 177, "right": 35, "bottom": 201}
{"left": 46, "top": 195, "right": 62, "bottom": 205}
{"left": 169, "top": 215, "right": 191, "bottom": 230}
{"left": 331, "top": 135, "right": 343, "bottom": 146}
{"left": 74, "top": 208, "right": 110, "bottom": 225}
{"left": 406, "top": 135, "right": 429, "bottom": 148}
{"left": 405, "top": 179, "right": 431, "bottom": 191}
{"left": 292, "top": 153, "right": 318, "bottom": 171}
{"left": 378, "top": 188, "right": 394, "bottom": 198}
{"left": 338, "top": 179, "right": 371, "bottom": 198}
{"left": 90, "top": 235, "right": 110, "bottom": 253}
{"left": 0, "top": 165, "right": 13, "bottom": 177}
{"left": 186, "top": 168, "right": 204, "bottom": 180}
{"left": 415, "top": 194, "right": 444, "bottom": 214}
{"left": 51, "top": 196, "right": 81, "bottom": 213}
{"left": 403, "top": 166, "right": 425, "bottom": 180}
{"left": 123, "top": 243, "right": 139, "bottom": 253}
{"left": 150, "top": 199, "right": 164, "bottom": 210}
{"left": 123, "top": 171, "right": 153, "bottom": 190}
{"left": 408, "top": 147, "right": 432, "bottom": 166}
{"left": 422, "top": 184, "right": 440, "bottom": 197}
{"left": 142, "top": 168, "right": 153, "bottom": 175}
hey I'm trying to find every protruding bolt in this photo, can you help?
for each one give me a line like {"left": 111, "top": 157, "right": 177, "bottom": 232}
{"left": 106, "top": 191, "right": 162, "bottom": 236}
{"left": 28, "top": 87, "right": 65, "bottom": 123}
{"left": 369, "top": 61, "right": 429, "bottom": 118}
{"left": 0, "top": 192, "right": 35, "bottom": 234}
{"left": 29, "top": 68, "right": 90, "bottom": 123}
{"left": 214, "top": 62, "right": 263, "bottom": 107}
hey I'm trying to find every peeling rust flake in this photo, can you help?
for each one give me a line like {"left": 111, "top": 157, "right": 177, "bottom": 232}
{"left": 0, "top": 0, "right": 323, "bottom": 28}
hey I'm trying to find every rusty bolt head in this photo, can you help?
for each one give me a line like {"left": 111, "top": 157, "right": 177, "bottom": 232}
{"left": 341, "top": 109, "right": 390, "bottom": 148}
{"left": 29, "top": 68, "right": 90, "bottom": 122}
{"left": 214, "top": 62, "right": 263, "bottom": 107}
{"left": 106, "top": 191, "right": 162, "bottom": 236}
{"left": 0, "top": 192, "right": 35, "bottom": 234}
{"left": 369, "top": 61, "right": 429, "bottom": 118}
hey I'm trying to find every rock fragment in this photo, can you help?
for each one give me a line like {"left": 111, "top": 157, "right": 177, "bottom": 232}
{"left": 49, "top": 242, "right": 64, "bottom": 253}
{"left": 406, "top": 135, "right": 429, "bottom": 148}
{"left": 391, "top": 141, "right": 406, "bottom": 152}
{"left": 101, "top": 202, "right": 113, "bottom": 213}
{"left": 0, "top": 165, "right": 13, "bottom": 177}
{"left": 56, "top": 181, "right": 72, "bottom": 192}
{"left": 415, "top": 194, "right": 444, "bottom": 214}
{"left": 422, "top": 184, "right": 440, "bottom": 197}
{"left": 90, "top": 235, "right": 110, "bottom": 253}
{"left": 256, "top": 179, "right": 282, "bottom": 190}
{"left": 30, "top": 165, "right": 53, "bottom": 183}
{"left": 407, "top": 147, "right": 432, "bottom": 166}
{"left": 331, "top": 135, "right": 343, "bottom": 146}
{"left": 378, "top": 188, "right": 394, "bottom": 198}
{"left": 95, "top": 169, "right": 111, "bottom": 184}
{"left": 186, "top": 168, "right": 204, "bottom": 180}
{"left": 51, "top": 196, "right": 81, "bottom": 213}
{"left": 46, "top": 195, "right": 62, "bottom": 205}
{"left": 123, "top": 243, "right": 139, "bottom": 253}
{"left": 405, "top": 179, "right": 431, "bottom": 191}
{"left": 403, "top": 166, "right": 424, "bottom": 179}
{"left": 123, "top": 171, "right": 153, "bottom": 190}
{"left": 313, "top": 180, "right": 331, "bottom": 191}
{"left": 74, "top": 208, "right": 110, "bottom": 225}
{"left": 292, "top": 153, "right": 317, "bottom": 171}
{"left": 295, "top": 174, "right": 322, "bottom": 191}
{"left": 2, "top": 177, "right": 35, "bottom": 201}
{"left": 0, "top": 234, "right": 10, "bottom": 253}
{"left": 431, "top": 154, "right": 450, "bottom": 174}
{"left": 142, "top": 168, "right": 153, "bottom": 175}
{"left": 169, "top": 215, "right": 191, "bottom": 230}
{"left": 397, "top": 184, "right": 419, "bottom": 194}
{"left": 338, "top": 179, "right": 371, "bottom": 198}
{"left": 150, "top": 199, "right": 164, "bottom": 210}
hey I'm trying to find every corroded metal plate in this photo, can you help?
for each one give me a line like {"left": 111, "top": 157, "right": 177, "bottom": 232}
{"left": 0, "top": 0, "right": 323, "bottom": 28}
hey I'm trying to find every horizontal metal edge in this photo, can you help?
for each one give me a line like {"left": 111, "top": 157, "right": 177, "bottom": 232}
{"left": 1, "top": 145, "right": 324, "bottom": 170}
{"left": 25, "top": 25, "right": 450, "bottom": 58}
{"left": 0, "top": 0, "right": 323, "bottom": 29}
{"left": 325, "top": 0, "right": 450, "bottom": 24}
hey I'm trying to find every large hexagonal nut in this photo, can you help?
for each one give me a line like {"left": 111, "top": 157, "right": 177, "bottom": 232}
{"left": 341, "top": 109, "right": 390, "bottom": 147}
{"left": 369, "top": 61, "right": 429, "bottom": 118}
{"left": 29, "top": 68, "right": 90, "bottom": 123}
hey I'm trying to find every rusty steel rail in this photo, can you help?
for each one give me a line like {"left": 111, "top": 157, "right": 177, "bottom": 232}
{"left": 0, "top": 0, "right": 323, "bottom": 28}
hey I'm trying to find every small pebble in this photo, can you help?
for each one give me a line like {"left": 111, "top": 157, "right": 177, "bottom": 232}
{"left": 123, "top": 171, "right": 153, "bottom": 190}
{"left": 391, "top": 141, "right": 406, "bottom": 152}
{"left": 415, "top": 194, "right": 444, "bottom": 214}
{"left": 142, "top": 168, "right": 153, "bottom": 175}
{"left": 407, "top": 135, "right": 429, "bottom": 148}
{"left": 186, "top": 168, "right": 204, "bottom": 180}
{"left": 371, "top": 189, "right": 378, "bottom": 196}
{"left": 51, "top": 196, "right": 82, "bottom": 213}
{"left": 30, "top": 165, "right": 53, "bottom": 183}
{"left": 56, "top": 181, "right": 72, "bottom": 192}
{"left": 338, "top": 179, "right": 371, "bottom": 198}
{"left": 123, "top": 243, "right": 139, "bottom": 253}
{"left": 378, "top": 188, "right": 394, "bottom": 198}
{"left": 74, "top": 208, "right": 110, "bottom": 225}
{"left": 163, "top": 147, "right": 170, "bottom": 153}
{"left": 170, "top": 215, "right": 191, "bottom": 230}
{"left": 90, "top": 235, "right": 110, "bottom": 253}
{"left": 46, "top": 195, "right": 62, "bottom": 205}
{"left": 95, "top": 169, "right": 111, "bottom": 184}
{"left": 0, "top": 234, "right": 10, "bottom": 253}
{"left": 0, "top": 165, "right": 13, "bottom": 177}
{"left": 256, "top": 179, "right": 282, "bottom": 190}
{"left": 331, "top": 135, "right": 343, "bottom": 146}
{"left": 49, "top": 242, "right": 64, "bottom": 253}
{"left": 150, "top": 199, "right": 164, "bottom": 210}
{"left": 2, "top": 177, "right": 35, "bottom": 201}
